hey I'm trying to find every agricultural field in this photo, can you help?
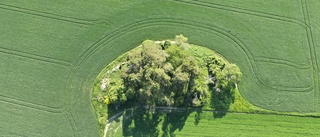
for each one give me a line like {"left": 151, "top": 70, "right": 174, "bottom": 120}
{"left": 1, "top": 0, "right": 320, "bottom": 137}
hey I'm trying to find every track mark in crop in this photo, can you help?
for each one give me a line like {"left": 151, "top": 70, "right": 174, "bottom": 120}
{"left": 254, "top": 57, "right": 311, "bottom": 69}
{"left": 166, "top": 0, "right": 314, "bottom": 92}
{"left": 0, "top": 47, "right": 72, "bottom": 67}
{"left": 0, "top": 95, "right": 63, "bottom": 113}
{"left": 0, "top": 128, "right": 31, "bottom": 137}
{"left": 0, "top": 3, "right": 107, "bottom": 26}
{"left": 66, "top": 17, "right": 314, "bottom": 134}
{"left": 72, "top": 18, "right": 311, "bottom": 93}
{"left": 62, "top": 74, "right": 79, "bottom": 137}
{"left": 301, "top": 0, "right": 319, "bottom": 107}
{"left": 171, "top": 0, "right": 308, "bottom": 28}
{"left": 69, "top": 18, "right": 311, "bottom": 105}
{"left": 64, "top": 112, "right": 78, "bottom": 137}
{"left": 176, "top": 19, "right": 312, "bottom": 92}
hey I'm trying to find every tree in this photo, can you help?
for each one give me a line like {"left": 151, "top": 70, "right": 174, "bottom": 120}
{"left": 166, "top": 45, "right": 187, "bottom": 68}
{"left": 223, "top": 63, "right": 242, "bottom": 85}
{"left": 171, "top": 70, "right": 189, "bottom": 94}
{"left": 179, "top": 56, "right": 199, "bottom": 77}
{"left": 175, "top": 34, "right": 188, "bottom": 46}
{"left": 100, "top": 36, "right": 241, "bottom": 109}
{"left": 121, "top": 40, "right": 171, "bottom": 106}
{"left": 161, "top": 40, "right": 171, "bottom": 50}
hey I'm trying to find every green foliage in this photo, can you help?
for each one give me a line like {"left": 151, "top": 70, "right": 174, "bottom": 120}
{"left": 166, "top": 45, "right": 188, "bottom": 69}
{"left": 97, "top": 36, "right": 242, "bottom": 110}
{"left": 174, "top": 34, "right": 188, "bottom": 46}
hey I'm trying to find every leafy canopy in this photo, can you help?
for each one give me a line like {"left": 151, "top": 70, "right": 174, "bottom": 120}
{"left": 96, "top": 35, "right": 242, "bottom": 108}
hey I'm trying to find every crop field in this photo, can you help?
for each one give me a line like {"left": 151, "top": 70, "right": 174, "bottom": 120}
{"left": 0, "top": 0, "right": 320, "bottom": 136}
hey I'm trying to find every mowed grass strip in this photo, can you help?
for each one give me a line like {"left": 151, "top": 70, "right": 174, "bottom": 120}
{"left": 113, "top": 112, "right": 320, "bottom": 137}
{"left": 177, "top": 113, "right": 319, "bottom": 137}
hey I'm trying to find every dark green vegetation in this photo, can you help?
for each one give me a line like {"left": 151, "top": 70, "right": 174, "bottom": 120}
{"left": 1, "top": 0, "right": 320, "bottom": 137}
{"left": 92, "top": 36, "right": 242, "bottom": 135}
{"left": 94, "top": 35, "right": 241, "bottom": 107}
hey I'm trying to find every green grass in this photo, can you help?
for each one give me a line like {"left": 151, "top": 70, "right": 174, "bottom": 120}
{"left": 108, "top": 111, "right": 320, "bottom": 137}
{"left": 1, "top": 0, "right": 320, "bottom": 137}
{"left": 174, "top": 113, "right": 320, "bottom": 137}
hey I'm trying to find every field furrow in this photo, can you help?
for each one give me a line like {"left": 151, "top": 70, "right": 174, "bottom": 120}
{"left": 0, "top": 95, "right": 63, "bottom": 113}
{"left": 171, "top": 0, "right": 307, "bottom": 28}
{"left": 254, "top": 56, "right": 311, "bottom": 69}
{"left": 301, "top": 0, "right": 320, "bottom": 106}
{"left": 0, "top": 3, "right": 98, "bottom": 26}
{"left": 0, "top": 47, "right": 72, "bottom": 67}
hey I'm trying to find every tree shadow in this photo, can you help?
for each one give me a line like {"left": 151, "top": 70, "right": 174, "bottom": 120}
{"left": 211, "top": 86, "right": 235, "bottom": 118}
{"left": 121, "top": 107, "right": 205, "bottom": 137}
{"left": 193, "top": 108, "right": 202, "bottom": 125}
{"left": 114, "top": 84, "right": 236, "bottom": 136}
{"left": 161, "top": 109, "right": 191, "bottom": 137}
{"left": 122, "top": 107, "right": 162, "bottom": 137}
{"left": 122, "top": 108, "right": 134, "bottom": 136}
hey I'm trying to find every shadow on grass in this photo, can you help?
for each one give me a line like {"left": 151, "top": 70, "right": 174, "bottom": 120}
{"left": 123, "top": 108, "right": 162, "bottom": 137}
{"left": 161, "top": 109, "right": 193, "bottom": 137}
{"left": 211, "top": 86, "right": 235, "bottom": 118}
{"left": 120, "top": 107, "right": 197, "bottom": 137}
{"left": 106, "top": 86, "right": 235, "bottom": 136}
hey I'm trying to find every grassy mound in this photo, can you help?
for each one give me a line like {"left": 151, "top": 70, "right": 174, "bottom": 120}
{"left": 93, "top": 36, "right": 244, "bottom": 135}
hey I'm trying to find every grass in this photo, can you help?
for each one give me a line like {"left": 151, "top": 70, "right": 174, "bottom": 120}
{"left": 0, "top": 0, "right": 320, "bottom": 137}
{"left": 174, "top": 112, "right": 320, "bottom": 137}
{"left": 108, "top": 111, "right": 320, "bottom": 137}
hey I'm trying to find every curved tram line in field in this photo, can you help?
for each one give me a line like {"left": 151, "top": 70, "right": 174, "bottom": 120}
{"left": 0, "top": 3, "right": 109, "bottom": 136}
{"left": 0, "top": 1, "right": 316, "bottom": 137}
{"left": 171, "top": 0, "right": 317, "bottom": 92}
{"left": 69, "top": 18, "right": 315, "bottom": 135}
{"left": 64, "top": 1, "right": 319, "bottom": 135}
{"left": 300, "top": 0, "right": 320, "bottom": 104}
{"left": 71, "top": 17, "right": 313, "bottom": 93}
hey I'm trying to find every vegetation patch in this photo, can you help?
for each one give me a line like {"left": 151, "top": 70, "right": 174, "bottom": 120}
{"left": 92, "top": 35, "right": 242, "bottom": 135}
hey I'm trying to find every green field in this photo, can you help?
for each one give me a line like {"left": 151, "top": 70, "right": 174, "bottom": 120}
{"left": 1, "top": 0, "right": 320, "bottom": 136}
{"left": 107, "top": 110, "right": 320, "bottom": 137}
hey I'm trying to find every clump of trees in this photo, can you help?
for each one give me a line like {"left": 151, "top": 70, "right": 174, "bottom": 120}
{"left": 98, "top": 35, "right": 242, "bottom": 109}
